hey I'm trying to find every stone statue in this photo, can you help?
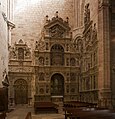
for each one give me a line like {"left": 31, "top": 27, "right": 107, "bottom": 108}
{"left": 25, "top": 48, "right": 31, "bottom": 59}
{"left": 2, "top": 69, "right": 9, "bottom": 87}
{"left": 92, "top": 23, "right": 97, "bottom": 41}
{"left": 10, "top": 47, "right": 16, "bottom": 59}
{"left": 84, "top": 3, "right": 90, "bottom": 26}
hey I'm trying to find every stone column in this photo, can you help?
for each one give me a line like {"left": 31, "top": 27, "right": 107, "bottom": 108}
{"left": 98, "top": 0, "right": 111, "bottom": 107}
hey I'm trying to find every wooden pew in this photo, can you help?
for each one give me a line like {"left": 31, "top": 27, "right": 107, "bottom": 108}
{"left": 0, "top": 87, "right": 8, "bottom": 112}
{"left": 64, "top": 101, "right": 97, "bottom": 108}
{"left": 0, "top": 112, "right": 6, "bottom": 119}
{"left": 64, "top": 107, "right": 115, "bottom": 119}
{"left": 34, "top": 101, "right": 58, "bottom": 114}
{"left": 25, "top": 112, "right": 32, "bottom": 119}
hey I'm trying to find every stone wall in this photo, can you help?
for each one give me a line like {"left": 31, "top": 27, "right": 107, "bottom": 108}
{"left": 0, "top": 0, "right": 14, "bottom": 87}
{"left": 73, "top": 0, "right": 112, "bottom": 107}
{"left": 0, "top": 0, "right": 8, "bottom": 87}
{"left": 73, "top": 0, "right": 98, "bottom": 39}
{"left": 12, "top": 0, "right": 73, "bottom": 49}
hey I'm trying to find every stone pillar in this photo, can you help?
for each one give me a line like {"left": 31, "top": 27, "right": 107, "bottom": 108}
{"left": 98, "top": 0, "right": 111, "bottom": 108}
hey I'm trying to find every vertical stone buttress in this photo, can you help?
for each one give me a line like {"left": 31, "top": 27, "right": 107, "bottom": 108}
{"left": 98, "top": 0, "right": 111, "bottom": 107}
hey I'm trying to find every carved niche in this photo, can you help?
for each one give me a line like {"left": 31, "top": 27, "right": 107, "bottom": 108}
{"left": 39, "top": 57, "right": 44, "bottom": 65}
{"left": 18, "top": 48, "right": 24, "bottom": 60}
{"left": 70, "top": 73, "right": 76, "bottom": 81}
{"left": 9, "top": 47, "right": 17, "bottom": 59}
{"left": 9, "top": 39, "right": 31, "bottom": 60}
{"left": 70, "top": 58, "right": 76, "bottom": 66}
{"left": 39, "top": 72, "right": 45, "bottom": 81}
{"left": 74, "top": 39, "right": 83, "bottom": 53}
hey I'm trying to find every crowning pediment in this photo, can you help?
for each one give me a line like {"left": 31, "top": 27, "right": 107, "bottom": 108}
{"left": 9, "top": 39, "right": 31, "bottom": 60}
{"left": 44, "top": 11, "right": 71, "bottom": 38}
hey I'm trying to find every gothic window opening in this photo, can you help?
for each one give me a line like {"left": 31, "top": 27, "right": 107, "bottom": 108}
{"left": 50, "top": 44, "right": 64, "bottom": 66}
{"left": 18, "top": 48, "right": 24, "bottom": 60}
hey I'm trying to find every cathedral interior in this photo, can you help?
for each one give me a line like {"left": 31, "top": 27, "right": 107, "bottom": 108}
{"left": 1, "top": 0, "right": 115, "bottom": 118}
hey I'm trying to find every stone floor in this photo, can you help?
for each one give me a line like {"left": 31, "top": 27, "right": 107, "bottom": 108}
{"left": 7, "top": 105, "right": 65, "bottom": 119}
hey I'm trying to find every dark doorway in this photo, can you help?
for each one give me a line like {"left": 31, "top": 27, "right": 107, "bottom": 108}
{"left": 51, "top": 73, "right": 64, "bottom": 96}
{"left": 14, "top": 79, "right": 28, "bottom": 104}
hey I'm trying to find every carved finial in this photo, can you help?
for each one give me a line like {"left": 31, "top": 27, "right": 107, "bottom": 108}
{"left": 56, "top": 11, "right": 58, "bottom": 18}
{"left": 66, "top": 17, "right": 69, "bottom": 23}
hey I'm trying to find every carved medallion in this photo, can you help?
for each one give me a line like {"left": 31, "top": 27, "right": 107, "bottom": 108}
{"left": 50, "top": 24, "right": 65, "bottom": 38}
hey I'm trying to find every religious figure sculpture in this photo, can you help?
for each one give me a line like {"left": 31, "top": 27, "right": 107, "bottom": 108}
{"left": 84, "top": 3, "right": 90, "bottom": 27}
{"left": 92, "top": 23, "right": 97, "bottom": 41}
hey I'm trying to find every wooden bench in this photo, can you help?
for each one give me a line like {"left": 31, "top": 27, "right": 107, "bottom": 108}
{"left": 0, "top": 87, "right": 8, "bottom": 112}
{"left": 64, "top": 101, "right": 97, "bottom": 108}
{"left": 34, "top": 101, "right": 58, "bottom": 114}
{"left": 64, "top": 107, "right": 115, "bottom": 119}
{"left": 25, "top": 112, "right": 32, "bottom": 119}
{"left": 0, "top": 112, "right": 6, "bottom": 119}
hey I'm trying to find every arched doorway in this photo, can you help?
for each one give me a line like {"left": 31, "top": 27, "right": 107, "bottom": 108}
{"left": 14, "top": 79, "right": 28, "bottom": 104}
{"left": 51, "top": 73, "right": 64, "bottom": 102}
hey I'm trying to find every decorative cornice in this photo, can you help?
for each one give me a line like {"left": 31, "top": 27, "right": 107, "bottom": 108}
{"left": 44, "top": 11, "right": 70, "bottom": 31}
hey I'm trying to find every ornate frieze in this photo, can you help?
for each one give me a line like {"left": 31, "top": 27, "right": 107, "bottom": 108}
{"left": 9, "top": 66, "right": 33, "bottom": 73}
{"left": 39, "top": 72, "right": 45, "bottom": 81}
{"left": 49, "top": 24, "right": 66, "bottom": 38}
{"left": 44, "top": 11, "right": 71, "bottom": 38}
